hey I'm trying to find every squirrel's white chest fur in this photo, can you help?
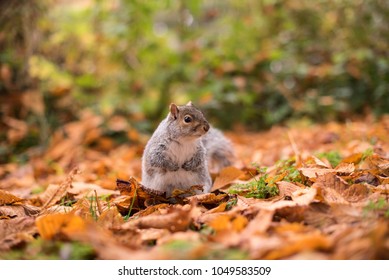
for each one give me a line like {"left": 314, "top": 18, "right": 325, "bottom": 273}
{"left": 166, "top": 140, "right": 198, "bottom": 165}
{"left": 142, "top": 138, "right": 211, "bottom": 195}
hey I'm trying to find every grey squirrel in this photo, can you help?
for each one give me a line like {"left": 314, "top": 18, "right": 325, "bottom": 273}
{"left": 141, "top": 102, "right": 234, "bottom": 196}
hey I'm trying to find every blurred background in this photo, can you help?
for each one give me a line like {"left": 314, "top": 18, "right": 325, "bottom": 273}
{"left": 1, "top": 0, "right": 389, "bottom": 163}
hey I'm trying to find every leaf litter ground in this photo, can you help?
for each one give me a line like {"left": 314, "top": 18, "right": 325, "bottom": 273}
{"left": 1, "top": 114, "right": 389, "bottom": 259}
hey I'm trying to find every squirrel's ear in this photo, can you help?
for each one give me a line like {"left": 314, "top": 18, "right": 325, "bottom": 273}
{"left": 186, "top": 101, "right": 193, "bottom": 106}
{"left": 169, "top": 103, "right": 179, "bottom": 119}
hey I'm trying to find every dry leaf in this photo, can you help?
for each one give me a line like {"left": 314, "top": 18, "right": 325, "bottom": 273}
{"left": 277, "top": 181, "right": 302, "bottom": 197}
{"left": 342, "top": 153, "right": 363, "bottom": 164}
{"left": 313, "top": 173, "right": 370, "bottom": 204}
{"left": 41, "top": 168, "right": 79, "bottom": 209}
{"left": 334, "top": 162, "right": 355, "bottom": 173}
{"left": 0, "top": 190, "right": 24, "bottom": 205}
{"left": 69, "top": 182, "right": 117, "bottom": 199}
{"left": 185, "top": 192, "right": 228, "bottom": 205}
{"left": 98, "top": 207, "right": 124, "bottom": 229}
{"left": 212, "top": 166, "right": 244, "bottom": 191}
{"left": 0, "top": 204, "right": 40, "bottom": 218}
{"left": 122, "top": 204, "right": 194, "bottom": 232}
{"left": 205, "top": 202, "right": 227, "bottom": 214}
{"left": 36, "top": 213, "right": 86, "bottom": 240}
{"left": 138, "top": 228, "right": 170, "bottom": 242}
{"left": 264, "top": 233, "right": 331, "bottom": 259}
{"left": 242, "top": 209, "right": 274, "bottom": 235}
{"left": 0, "top": 217, "right": 36, "bottom": 240}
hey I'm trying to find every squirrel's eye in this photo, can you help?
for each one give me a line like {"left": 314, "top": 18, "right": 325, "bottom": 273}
{"left": 184, "top": 115, "right": 192, "bottom": 123}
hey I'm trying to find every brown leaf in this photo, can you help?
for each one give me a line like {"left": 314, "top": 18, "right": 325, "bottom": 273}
{"left": 205, "top": 202, "right": 228, "bottom": 214}
{"left": 185, "top": 192, "right": 228, "bottom": 205}
{"left": 171, "top": 185, "right": 204, "bottom": 197}
{"left": 116, "top": 177, "right": 155, "bottom": 204}
{"left": 239, "top": 166, "right": 259, "bottom": 180}
{"left": 138, "top": 228, "right": 170, "bottom": 242}
{"left": 212, "top": 166, "right": 244, "bottom": 191}
{"left": 248, "top": 187, "right": 317, "bottom": 212}
{"left": 0, "top": 217, "right": 37, "bottom": 251}
{"left": 36, "top": 184, "right": 67, "bottom": 207}
{"left": 69, "top": 182, "right": 117, "bottom": 199}
{"left": 311, "top": 155, "right": 332, "bottom": 168}
{"left": 242, "top": 209, "right": 274, "bottom": 235}
{"left": 0, "top": 204, "right": 40, "bottom": 218}
{"left": 333, "top": 220, "right": 389, "bottom": 259}
{"left": 131, "top": 204, "right": 171, "bottom": 219}
{"left": 0, "top": 217, "right": 36, "bottom": 240}
{"left": 98, "top": 207, "right": 124, "bottom": 229}
{"left": 264, "top": 233, "right": 332, "bottom": 259}
{"left": 0, "top": 190, "right": 24, "bottom": 205}
{"left": 334, "top": 162, "right": 355, "bottom": 173}
{"left": 276, "top": 181, "right": 302, "bottom": 197}
{"left": 207, "top": 214, "right": 232, "bottom": 233}
{"left": 313, "top": 174, "right": 350, "bottom": 204}
{"left": 41, "top": 168, "right": 79, "bottom": 209}
{"left": 36, "top": 213, "right": 86, "bottom": 240}
{"left": 121, "top": 204, "right": 194, "bottom": 232}
{"left": 342, "top": 153, "right": 363, "bottom": 164}
{"left": 71, "top": 197, "right": 97, "bottom": 221}
{"left": 313, "top": 173, "right": 371, "bottom": 204}
{"left": 299, "top": 167, "right": 334, "bottom": 178}
{"left": 299, "top": 163, "right": 354, "bottom": 179}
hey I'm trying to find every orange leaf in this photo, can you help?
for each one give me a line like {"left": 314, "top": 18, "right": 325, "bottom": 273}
{"left": 208, "top": 214, "right": 231, "bottom": 232}
{"left": 212, "top": 166, "right": 244, "bottom": 191}
{"left": 342, "top": 153, "right": 363, "bottom": 164}
{"left": 0, "top": 190, "right": 24, "bottom": 206}
{"left": 36, "top": 213, "right": 86, "bottom": 240}
{"left": 264, "top": 234, "right": 331, "bottom": 259}
{"left": 232, "top": 215, "right": 248, "bottom": 232}
{"left": 206, "top": 202, "right": 227, "bottom": 214}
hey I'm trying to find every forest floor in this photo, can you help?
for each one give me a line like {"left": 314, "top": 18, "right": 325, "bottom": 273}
{"left": 1, "top": 113, "right": 389, "bottom": 259}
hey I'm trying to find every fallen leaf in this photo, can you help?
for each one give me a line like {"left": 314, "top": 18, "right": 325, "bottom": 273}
{"left": 41, "top": 168, "right": 79, "bottom": 209}
{"left": 276, "top": 181, "right": 302, "bottom": 197}
{"left": 299, "top": 167, "right": 334, "bottom": 178}
{"left": 313, "top": 173, "right": 371, "bottom": 204}
{"left": 0, "top": 217, "right": 36, "bottom": 240}
{"left": 122, "top": 204, "right": 194, "bottom": 232}
{"left": 264, "top": 233, "right": 332, "bottom": 259}
{"left": 138, "top": 228, "right": 170, "bottom": 242}
{"left": 0, "top": 204, "right": 40, "bottom": 218}
{"left": 69, "top": 182, "right": 117, "bottom": 199}
{"left": 242, "top": 209, "right": 274, "bottom": 235}
{"left": 185, "top": 192, "right": 228, "bottom": 205}
{"left": 205, "top": 202, "right": 228, "bottom": 214}
{"left": 36, "top": 213, "right": 86, "bottom": 240}
{"left": 334, "top": 162, "right": 355, "bottom": 173}
{"left": 98, "top": 207, "right": 124, "bottom": 229}
{"left": 0, "top": 190, "right": 24, "bottom": 205}
{"left": 207, "top": 214, "right": 232, "bottom": 233}
{"left": 342, "top": 153, "right": 363, "bottom": 164}
{"left": 212, "top": 166, "right": 244, "bottom": 191}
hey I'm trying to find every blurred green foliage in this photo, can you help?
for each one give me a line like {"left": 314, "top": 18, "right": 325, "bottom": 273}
{"left": 1, "top": 0, "right": 389, "bottom": 134}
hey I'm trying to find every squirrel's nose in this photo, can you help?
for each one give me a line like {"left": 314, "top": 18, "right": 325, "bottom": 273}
{"left": 203, "top": 122, "right": 210, "bottom": 132}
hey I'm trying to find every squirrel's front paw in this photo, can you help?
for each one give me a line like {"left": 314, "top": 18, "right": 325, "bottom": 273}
{"left": 168, "top": 163, "right": 180, "bottom": 172}
{"left": 181, "top": 162, "right": 193, "bottom": 171}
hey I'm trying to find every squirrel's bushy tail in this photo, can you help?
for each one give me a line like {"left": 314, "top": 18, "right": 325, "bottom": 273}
{"left": 202, "top": 127, "right": 235, "bottom": 173}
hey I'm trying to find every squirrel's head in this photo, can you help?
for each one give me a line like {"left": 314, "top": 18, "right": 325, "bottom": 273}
{"left": 168, "top": 102, "right": 210, "bottom": 139}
